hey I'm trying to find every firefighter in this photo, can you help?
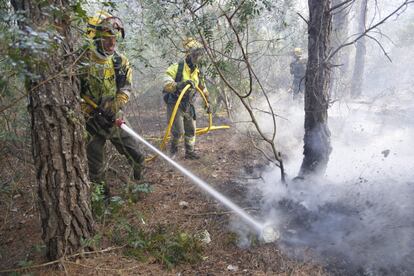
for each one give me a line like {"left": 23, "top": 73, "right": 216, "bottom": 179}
{"left": 290, "top": 47, "right": 307, "bottom": 100}
{"left": 78, "top": 11, "right": 144, "bottom": 197}
{"left": 162, "top": 38, "right": 210, "bottom": 159}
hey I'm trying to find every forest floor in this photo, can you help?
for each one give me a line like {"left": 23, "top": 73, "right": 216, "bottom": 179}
{"left": 0, "top": 98, "right": 327, "bottom": 275}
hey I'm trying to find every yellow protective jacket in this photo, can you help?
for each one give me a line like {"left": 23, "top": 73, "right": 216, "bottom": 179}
{"left": 79, "top": 48, "right": 132, "bottom": 114}
{"left": 163, "top": 60, "right": 208, "bottom": 105}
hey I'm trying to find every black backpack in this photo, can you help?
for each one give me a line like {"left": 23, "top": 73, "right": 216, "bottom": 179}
{"left": 113, "top": 52, "right": 126, "bottom": 90}
{"left": 163, "top": 61, "right": 185, "bottom": 104}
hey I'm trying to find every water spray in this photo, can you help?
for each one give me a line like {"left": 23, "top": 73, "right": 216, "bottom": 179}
{"left": 117, "top": 120, "right": 279, "bottom": 243}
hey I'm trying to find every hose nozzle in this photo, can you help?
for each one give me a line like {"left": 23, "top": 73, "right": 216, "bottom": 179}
{"left": 261, "top": 225, "right": 280, "bottom": 243}
{"left": 115, "top": 118, "right": 125, "bottom": 128}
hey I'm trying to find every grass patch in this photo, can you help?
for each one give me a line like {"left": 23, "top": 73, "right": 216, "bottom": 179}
{"left": 110, "top": 220, "right": 203, "bottom": 269}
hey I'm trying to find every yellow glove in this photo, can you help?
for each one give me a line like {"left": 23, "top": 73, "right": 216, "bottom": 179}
{"left": 164, "top": 82, "right": 177, "bottom": 93}
{"left": 204, "top": 100, "right": 212, "bottom": 114}
{"left": 98, "top": 92, "right": 129, "bottom": 115}
{"left": 81, "top": 102, "right": 94, "bottom": 116}
{"left": 113, "top": 92, "right": 129, "bottom": 113}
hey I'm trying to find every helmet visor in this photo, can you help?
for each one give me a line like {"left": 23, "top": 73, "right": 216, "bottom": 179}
{"left": 95, "top": 16, "right": 125, "bottom": 39}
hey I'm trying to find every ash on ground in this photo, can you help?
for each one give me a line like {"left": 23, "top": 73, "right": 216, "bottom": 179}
{"left": 259, "top": 179, "right": 414, "bottom": 276}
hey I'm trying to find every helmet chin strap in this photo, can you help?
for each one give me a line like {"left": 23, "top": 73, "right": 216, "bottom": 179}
{"left": 185, "top": 55, "right": 195, "bottom": 70}
{"left": 93, "top": 39, "right": 113, "bottom": 59}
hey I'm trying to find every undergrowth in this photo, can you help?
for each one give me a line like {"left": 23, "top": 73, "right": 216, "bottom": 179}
{"left": 110, "top": 219, "right": 203, "bottom": 269}
{"left": 91, "top": 181, "right": 203, "bottom": 269}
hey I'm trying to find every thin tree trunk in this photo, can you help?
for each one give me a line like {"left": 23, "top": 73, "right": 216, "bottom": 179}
{"left": 11, "top": 0, "right": 95, "bottom": 260}
{"left": 299, "top": 0, "right": 333, "bottom": 177}
{"left": 351, "top": 0, "right": 368, "bottom": 98}
{"left": 330, "top": 0, "right": 350, "bottom": 98}
{"left": 220, "top": 81, "right": 232, "bottom": 119}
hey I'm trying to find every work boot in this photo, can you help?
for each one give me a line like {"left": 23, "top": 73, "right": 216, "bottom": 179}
{"left": 185, "top": 151, "right": 200, "bottom": 160}
{"left": 134, "top": 164, "right": 144, "bottom": 181}
{"left": 102, "top": 182, "right": 111, "bottom": 205}
{"left": 170, "top": 144, "right": 178, "bottom": 158}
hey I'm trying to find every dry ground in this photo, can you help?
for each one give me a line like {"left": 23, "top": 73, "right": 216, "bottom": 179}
{"left": 0, "top": 101, "right": 326, "bottom": 275}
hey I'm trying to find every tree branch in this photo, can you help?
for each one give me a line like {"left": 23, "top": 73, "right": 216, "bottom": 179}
{"left": 0, "top": 48, "right": 87, "bottom": 114}
{"left": 193, "top": 0, "right": 211, "bottom": 13}
{"left": 365, "top": 34, "right": 392, "bottom": 62}
{"left": 327, "top": 0, "right": 414, "bottom": 62}
{"left": 329, "top": 0, "right": 354, "bottom": 12}
{"left": 296, "top": 12, "right": 308, "bottom": 25}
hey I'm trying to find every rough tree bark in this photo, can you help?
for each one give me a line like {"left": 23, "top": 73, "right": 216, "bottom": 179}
{"left": 11, "top": 0, "right": 95, "bottom": 260}
{"left": 351, "top": 0, "right": 368, "bottom": 98}
{"left": 298, "top": 0, "right": 333, "bottom": 177}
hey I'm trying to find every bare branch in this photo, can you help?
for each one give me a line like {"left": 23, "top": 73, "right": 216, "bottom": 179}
{"left": 193, "top": 0, "right": 210, "bottom": 13}
{"left": 189, "top": 3, "right": 286, "bottom": 182}
{"left": 0, "top": 48, "right": 88, "bottom": 114}
{"left": 296, "top": 12, "right": 308, "bottom": 25}
{"left": 327, "top": 0, "right": 414, "bottom": 62}
{"left": 251, "top": 107, "right": 289, "bottom": 121}
{"left": 223, "top": 12, "right": 253, "bottom": 98}
{"left": 329, "top": 0, "right": 354, "bottom": 12}
{"left": 229, "top": 0, "right": 247, "bottom": 20}
{"left": 247, "top": 131, "right": 279, "bottom": 167}
{"left": 365, "top": 34, "right": 392, "bottom": 62}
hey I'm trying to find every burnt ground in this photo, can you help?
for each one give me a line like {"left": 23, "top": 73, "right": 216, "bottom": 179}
{"left": 0, "top": 99, "right": 326, "bottom": 275}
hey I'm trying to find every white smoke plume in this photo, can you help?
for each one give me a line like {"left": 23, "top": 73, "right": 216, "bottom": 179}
{"left": 231, "top": 6, "right": 414, "bottom": 274}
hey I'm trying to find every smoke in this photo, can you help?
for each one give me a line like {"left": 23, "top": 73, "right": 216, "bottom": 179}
{"left": 266, "top": 86, "right": 412, "bottom": 274}
{"left": 259, "top": 168, "right": 414, "bottom": 275}
{"left": 237, "top": 86, "right": 413, "bottom": 275}
{"left": 229, "top": 9, "right": 414, "bottom": 274}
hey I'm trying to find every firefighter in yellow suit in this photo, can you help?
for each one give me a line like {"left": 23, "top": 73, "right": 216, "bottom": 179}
{"left": 162, "top": 38, "right": 209, "bottom": 159}
{"left": 78, "top": 11, "right": 144, "bottom": 197}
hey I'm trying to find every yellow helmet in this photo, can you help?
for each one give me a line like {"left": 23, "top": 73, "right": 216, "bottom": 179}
{"left": 293, "top": 47, "right": 303, "bottom": 57}
{"left": 183, "top": 37, "right": 203, "bottom": 52}
{"left": 86, "top": 11, "right": 125, "bottom": 40}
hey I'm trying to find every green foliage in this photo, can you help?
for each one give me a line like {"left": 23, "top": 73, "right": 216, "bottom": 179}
{"left": 31, "top": 243, "right": 46, "bottom": 254}
{"left": 110, "top": 220, "right": 203, "bottom": 269}
{"left": 81, "top": 233, "right": 103, "bottom": 249}
{"left": 130, "top": 183, "right": 153, "bottom": 194}
{"left": 17, "top": 258, "right": 33, "bottom": 268}
{"left": 142, "top": 226, "right": 203, "bottom": 269}
{"left": 224, "top": 41, "right": 234, "bottom": 55}
{"left": 91, "top": 182, "right": 106, "bottom": 219}
{"left": 71, "top": 1, "right": 88, "bottom": 22}
{"left": 198, "top": 13, "right": 215, "bottom": 43}
{"left": 102, "top": 1, "right": 118, "bottom": 10}
{"left": 124, "top": 183, "right": 153, "bottom": 204}
{"left": 91, "top": 179, "right": 153, "bottom": 220}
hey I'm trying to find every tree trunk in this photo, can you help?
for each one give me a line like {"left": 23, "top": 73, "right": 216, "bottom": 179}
{"left": 11, "top": 0, "right": 95, "bottom": 260}
{"left": 299, "top": 0, "right": 333, "bottom": 177}
{"left": 351, "top": 0, "right": 368, "bottom": 98}
{"left": 330, "top": 0, "right": 350, "bottom": 98}
{"left": 219, "top": 81, "right": 232, "bottom": 119}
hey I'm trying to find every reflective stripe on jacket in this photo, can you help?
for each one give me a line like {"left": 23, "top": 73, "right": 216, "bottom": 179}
{"left": 79, "top": 49, "right": 132, "bottom": 105}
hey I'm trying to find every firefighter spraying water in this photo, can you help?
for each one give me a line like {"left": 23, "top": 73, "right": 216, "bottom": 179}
{"left": 79, "top": 12, "right": 277, "bottom": 242}
{"left": 84, "top": 92, "right": 278, "bottom": 242}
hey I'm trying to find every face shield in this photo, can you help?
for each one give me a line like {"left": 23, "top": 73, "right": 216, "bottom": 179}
{"left": 100, "top": 17, "right": 125, "bottom": 39}
{"left": 93, "top": 17, "right": 125, "bottom": 57}
{"left": 95, "top": 32, "right": 116, "bottom": 56}
{"left": 189, "top": 48, "right": 205, "bottom": 65}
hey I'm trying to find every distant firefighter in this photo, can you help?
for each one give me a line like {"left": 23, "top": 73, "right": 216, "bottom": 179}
{"left": 290, "top": 47, "right": 307, "bottom": 100}
{"left": 162, "top": 38, "right": 210, "bottom": 160}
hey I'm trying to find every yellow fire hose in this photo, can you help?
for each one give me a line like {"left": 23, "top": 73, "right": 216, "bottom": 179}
{"left": 146, "top": 84, "right": 229, "bottom": 161}
{"left": 82, "top": 85, "right": 230, "bottom": 162}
